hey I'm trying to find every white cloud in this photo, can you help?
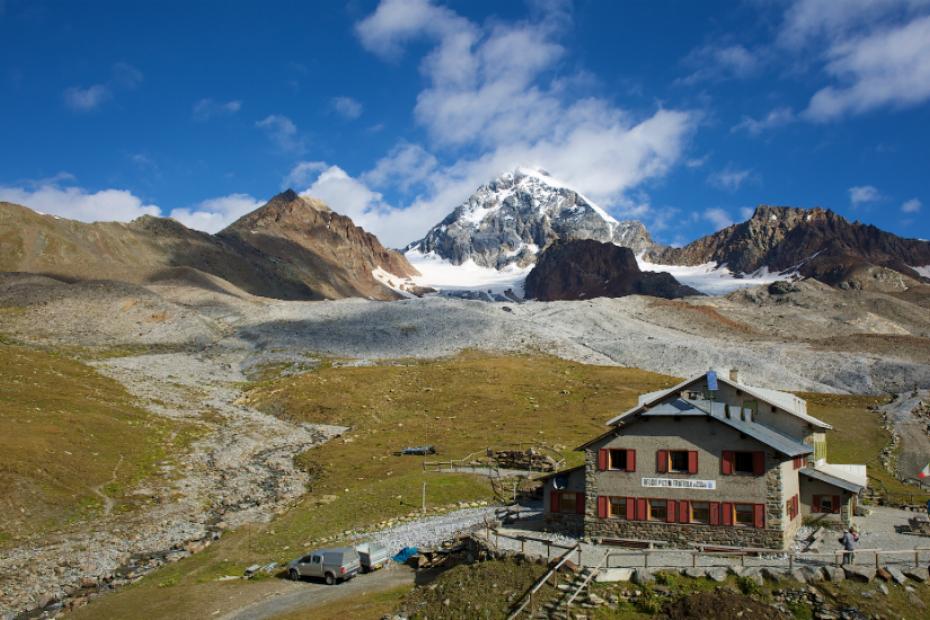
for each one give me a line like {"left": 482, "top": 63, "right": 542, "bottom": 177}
{"left": 284, "top": 161, "right": 328, "bottom": 189}
{"left": 256, "top": 114, "right": 304, "bottom": 152}
{"left": 345, "top": 0, "right": 697, "bottom": 246}
{"left": 849, "top": 184, "right": 883, "bottom": 206}
{"left": 707, "top": 165, "right": 753, "bottom": 191}
{"left": 703, "top": 208, "right": 734, "bottom": 230}
{"left": 732, "top": 106, "right": 796, "bottom": 135}
{"left": 193, "top": 98, "right": 242, "bottom": 121}
{"left": 64, "top": 84, "right": 111, "bottom": 111}
{"left": 778, "top": 0, "right": 930, "bottom": 50}
{"left": 63, "top": 63, "right": 143, "bottom": 111}
{"left": 0, "top": 178, "right": 159, "bottom": 222}
{"left": 804, "top": 14, "right": 930, "bottom": 121}
{"left": 168, "top": 194, "right": 263, "bottom": 233}
{"left": 331, "top": 96, "right": 363, "bottom": 119}
{"left": 679, "top": 43, "right": 761, "bottom": 84}
{"left": 901, "top": 197, "right": 922, "bottom": 212}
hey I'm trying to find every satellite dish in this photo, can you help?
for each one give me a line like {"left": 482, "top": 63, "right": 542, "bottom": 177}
{"left": 707, "top": 370, "right": 718, "bottom": 392}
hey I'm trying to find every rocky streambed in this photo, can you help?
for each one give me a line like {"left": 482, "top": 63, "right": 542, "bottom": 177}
{"left": 0, "top": 349, "right": 345, "bottom": 620}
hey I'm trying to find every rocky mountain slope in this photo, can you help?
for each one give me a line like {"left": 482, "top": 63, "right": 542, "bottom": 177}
{"left": 407, "top": 168, "right": 652, "bottom": 269}
{"left": 524, "top": 239, "right": 701, "bottom": 301}
{"left": 0, "top": 191, "right": 416, "bottom": 301}
{"left": 646, "top": 205, "right": 930, "bottom": 291}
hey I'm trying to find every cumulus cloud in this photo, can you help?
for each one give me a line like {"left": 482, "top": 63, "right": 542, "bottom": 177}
{"left": 732, "top": 107, "right": 796, "bottom": 135}
{"left": 707, "top": 165, "right": 753, "bottom": 192}
{"left": 804, "top": 14, "right": 930, "bottom": 121}
{"left": 849, "top": 184, "right": 883, "bottom": 206}
{"left": 778, "top": 0, "right": 930, "bottom": 50}
{"left": 703, "top": 208, "right": 734, "bottom": 230}
{"left": 168, "top": 194, "right": 263, "bottom": 233}
{"left": 331, "top": 96, "right": 363, "bottom": 119}
{"left": 343, "top": 0, "right": 697, "bottom": 246}
{"left": 193, "top": 98, "right": 242, "bottom": 121}
{"left": 901, "top": 198, "right": 922, "bottom": 213}
{"left": 0, "top": 177, "right": 159, "bottom": 222}
{"left": 256, "top": 114, "right": 304, "bottom": 152}
{"left": 63, "top": 62, "right": 143, "bottom": 111}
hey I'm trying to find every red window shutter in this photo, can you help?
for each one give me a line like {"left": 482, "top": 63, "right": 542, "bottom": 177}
{"left": 753, "top": 504, "right": 765, "bottom": 528}
{"left": 637, "top": 498, "right": 647, "bottom": 521}
{"left": 597, "top": 496, "right": 608, "bottom": 518}
{"left": 626, "top": 497, "right": 635, "bottom": 520}
{"left": 666, "top": 500, "right": 677, "bottom": 523}
{"left": 752, "top": 451, "right": 765, "bottom": 476}
{"left": 598, "top": 448, "right": 609, "bottom": 471}
{"left": 812, "top": 495, "right": 821, "bottom": 513}
{"left": 626, "top": 449, "right": 636, "bottom": 472}
{"left": 679, "top": 500, "right": 690, "bottom": 524}
{"left": 550, "top": 490, "right": 560, "bottom": 513}
{"left": 576, "top": 493, "right": 586, "bottom": 515}
{"left": 721, "top": 451, "right": 734, "bottom": 475}
{"left": 687, "top": 451, "right": 698, "bottom": 474}
{"left": 832, "top": 495, "right": 841, "bottom": 514}
{"left": 656, "top": 450, "right": 668, "bottom": 473}
{"left": 709, "top": 501, "right": 720, "bottom": 525}
{"left": 721, "top": 502, "right": 733, "bottom": 526}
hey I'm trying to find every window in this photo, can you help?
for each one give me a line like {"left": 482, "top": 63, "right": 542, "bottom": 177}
{"left": 558, "top": 492, "right": 578, "bottom": 514}
{"left": 609, "top": 449, "right": 627, "bottom": 471}
{"left": 657, "top": 449, "right": 698, "bottom": 474}
{"left": 786, "top": 494, "right": 799, "bottom": 520}
{"left": 669, "top": 451, "right": 689, "bottom": 473}
{"left": 734, "top": 452, "right": 754, "bottom": 474}
{"left": 648, "top": 499, "right": 667, "bottom": 521}
{"left": 734, "top": 504, "right": 755, "bottom": 526}
{"left": 691, "top": 501, "right": 710, "bottom": 524}
{"left": 609, "top": 497, "right": 627, "bottom": 519}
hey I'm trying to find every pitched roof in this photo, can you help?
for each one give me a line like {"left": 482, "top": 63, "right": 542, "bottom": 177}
{"left": 606, "top": 370, "right": 831, "bottom": 430}
{"left": 579, "top": 399, "right": 813, "bottom": 456}
{"left": 800, "top": 466, "right": 865, "bottom": 493}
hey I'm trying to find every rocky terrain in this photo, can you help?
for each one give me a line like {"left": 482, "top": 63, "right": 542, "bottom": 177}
{"left": 524, "top": 239, "right": 702, "bottom": 301}
{"left": 0, "top": 191, "right": 416, "bottom": 302}
{"left": 407, "top": 168, "right": 653, "bottom": 269}
{"left": 646, "top": 205, "right": 930, "bottom": 290}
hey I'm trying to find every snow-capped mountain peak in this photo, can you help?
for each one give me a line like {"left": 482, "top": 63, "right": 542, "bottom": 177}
{"left": 407, "top": 168, "right": 652, "bottom": 271}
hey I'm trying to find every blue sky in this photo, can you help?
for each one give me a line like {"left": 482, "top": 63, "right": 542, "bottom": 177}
{"left": 1, "top": 0, "right": 928, "bottom": 247}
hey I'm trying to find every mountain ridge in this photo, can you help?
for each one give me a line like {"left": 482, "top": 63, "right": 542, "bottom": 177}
{"left": 407, "top": 168, "right": 653, "bottom": 269}
{"left": 0, "top": 191, "right": 415, "bottom": 301}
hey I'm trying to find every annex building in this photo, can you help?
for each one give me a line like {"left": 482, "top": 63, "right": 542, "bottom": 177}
{"left": 543, "top": 370, "right": 867, "bottom": 549}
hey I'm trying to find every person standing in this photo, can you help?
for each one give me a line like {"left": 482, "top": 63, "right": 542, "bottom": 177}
{"left": 841, "top": 526, "right": 858, "bottom": 565}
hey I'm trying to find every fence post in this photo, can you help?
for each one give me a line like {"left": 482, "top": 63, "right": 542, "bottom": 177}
{"left": 789, "top": 553, "right": 794, "bottom": 572}
{"left": 644, "top": 550, "right": 649, "bottom": 569}
{"left": 915, "top": 549, "right": 919, "bottom": 568}
{"left": 578, "top": 547, "right": 582, "bottom": 566}
{"left": 521, "top": 538, "right": 525, "bottom": 555}
{"left": 546, "top": 542, "right": 551, "bottom": 562}
{"left": 692, "top": 552, "right": 697, "bottom": 568}
{"left": 874, "top": 551, "right": 880, "bottom": 570}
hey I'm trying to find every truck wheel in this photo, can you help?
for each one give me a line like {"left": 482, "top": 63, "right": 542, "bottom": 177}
{"left": 324, "top": 572, "right": 335, "bottom": 586}
{"left": 288, "top": 569, "right": 300, "bottom": 581}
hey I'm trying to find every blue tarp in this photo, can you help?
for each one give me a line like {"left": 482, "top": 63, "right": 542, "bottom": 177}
{"left": 392, "top": 546, "right": 418, "bottom": 563}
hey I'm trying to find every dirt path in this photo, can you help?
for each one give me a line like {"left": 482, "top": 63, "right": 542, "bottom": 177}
{"left": 89, "top": 455, "right": 124, "bottom": 518}
{"left": 220, "top": 566, "right": 415, "bottom": 620}
{"left": 0, "top": 348, "right": 345, "bottom": 619}
{"left": 881, "top": 390, "right": 930, "bottom": 483}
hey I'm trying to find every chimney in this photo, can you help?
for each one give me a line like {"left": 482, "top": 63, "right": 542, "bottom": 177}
{"left": 729, "top": 368, "right": 741, "bottom": 383}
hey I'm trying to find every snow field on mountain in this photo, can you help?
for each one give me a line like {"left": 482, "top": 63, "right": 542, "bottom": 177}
{"left": 636, "top": 255, "right": 790, "bottom": 295}
{"left": 405, "top": 249, "right": 531, "bottom": 295}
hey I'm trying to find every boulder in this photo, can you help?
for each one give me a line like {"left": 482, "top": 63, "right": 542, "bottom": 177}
{"left": 843, "top": 566, "right": 876, "bottom": 582}
{"left": 876, "top": 567, "right": 893, "bottom": 582}
{"left": 821, "top": 566, "right": 845, "bottom": 583}
{"left": 789, "top": 568, "right": 808, "bottom": 584}
{"left": 632, "top": 568, "right": 654, "bottom": 585}
{"left": 761, "top": 567, "right": 786, "bottom": 582}
{"left": 707, "top": 568, "right": 728, "bottom": 583}
{"left": 886, "top": 566, "right": 907, "bottom": 586}
{"left": 904, "top": 567, "right": 929, "bottom": 583}
{"left": 683, "top": 568, "right": 705, "bottom": 579}
{"left": 595, "top": 568, "right": 634, "bottom": 583}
